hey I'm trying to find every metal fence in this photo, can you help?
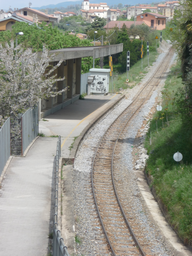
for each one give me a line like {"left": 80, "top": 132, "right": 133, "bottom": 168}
{"left": 21, "top": 106, "right": 39, "bottom": 155}
{"left": 81, "top": 72, "right": 90, "bottom": 95}
{"left": 0, "top": 118, "right": 10, "bottom": 176}
{"left": 53, "top": 136, "right": 70, "bottom": 256}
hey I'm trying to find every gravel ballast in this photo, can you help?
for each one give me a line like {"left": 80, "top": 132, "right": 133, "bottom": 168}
{"left": 71, "top": 43, "right": 190, "bottom": 255}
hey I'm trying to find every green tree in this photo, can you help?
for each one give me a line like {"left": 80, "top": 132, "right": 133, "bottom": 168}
{"left": 88, "top": 17, "right": 106, "bottom": 30}
{"left": 0, "top": 22, "right": 92, "bottom": 51}
{"left": 142, "top": 9, "right": 151, "bottom": 13}
{"left": 117, "top": 15, "right": 127, "bottom": 21}
{"left": 0, "top": 22, "right": 93, "bottom": 74}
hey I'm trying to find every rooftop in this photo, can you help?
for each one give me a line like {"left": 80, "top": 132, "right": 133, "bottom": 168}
{"left": 104, "top": 20, "right": 145, "bottom": 29}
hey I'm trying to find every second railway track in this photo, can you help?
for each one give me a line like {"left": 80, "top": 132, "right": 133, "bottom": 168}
{"left": 91, "top": 48, "right": 174, "bottom": 256}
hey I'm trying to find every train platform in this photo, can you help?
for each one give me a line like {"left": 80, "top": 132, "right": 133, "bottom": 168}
{"left": 39, "top": 93, "right": 123, "bottom": 159}
{"left": 0, "top": 93, "right": 123, "bottom": 256}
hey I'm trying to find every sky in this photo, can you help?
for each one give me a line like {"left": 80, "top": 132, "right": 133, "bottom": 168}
{"left": 0, "top": 0, "right": 73, "bottom": 10}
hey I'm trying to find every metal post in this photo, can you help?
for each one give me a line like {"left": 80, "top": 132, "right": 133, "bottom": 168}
{"left": 100, "top": 35, "right": 104, "bottom": 68}
{"left": 127, "top": 51, "right": 130, "bottom": 81}
{"left": 93, "top": 31, "right": 97, "bottom": 68}
{"left": 147, "top": 41, "right": 149, "bottom": 67}
{"left": 16, "top": 36, "right": 18, "bottom": 59}
{"left": 156, "top": 38, "right": 157, "bottom": 51}
{"left": 141, "top": 39, "right": 143, "bottom": 70}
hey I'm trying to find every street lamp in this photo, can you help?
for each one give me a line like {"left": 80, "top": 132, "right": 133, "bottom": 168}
{"left": 93, "top": 31, "right": 97, "bottom": 68}
{"left": 94, "top": 30, "right": 97, "bottom": 46}
{"left": 16, "top": 32, "right": 24, "bottom": 58}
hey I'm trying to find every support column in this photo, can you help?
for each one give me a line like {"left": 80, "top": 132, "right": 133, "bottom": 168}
{"left": 76, "top": 58, "right": 81, "bottom": 94}
{"left": 67, "top": 59, "right": 73, "bottom": 99}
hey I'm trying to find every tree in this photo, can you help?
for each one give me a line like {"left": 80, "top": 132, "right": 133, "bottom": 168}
{"left": 0, "top": 22, "right": 93, "bottom": 75}
{"left": 142, "top": 9, "right": 151, "bottom": 13}
{"left": 0, "top": 41, "right": 66, "bottom": 122}
{"left": 88, "top": 17, "right": 106, "bottom": 30}
{"left": 0, "top": 22, "right": 92, "bottom": 52}
{"left": 117, "top": 15, "right": 127, "bottom": 21}
{"left": 117, "top": 3, "right": 123, "bottom": 9}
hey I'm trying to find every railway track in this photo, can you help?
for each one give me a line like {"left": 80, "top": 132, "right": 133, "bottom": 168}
{"left": 91, "top": 49, "right": 174, "bottom": 256}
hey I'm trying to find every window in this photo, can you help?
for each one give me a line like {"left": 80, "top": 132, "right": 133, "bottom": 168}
{"left": 162, "top": 20, "right": 164, "bottom": 25}
{"left": 24, "top": 11, "right": 27, "bottom": 15}
{"left": 145, "top": 14, "right": 148, "bottom": 17}
{"left": 158, "top": 20, "right": 160, "bottom": 25}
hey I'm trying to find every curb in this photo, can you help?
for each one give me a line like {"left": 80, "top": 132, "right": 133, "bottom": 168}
{"left": 62, "top": 94, "right": 125, "bottom": 165}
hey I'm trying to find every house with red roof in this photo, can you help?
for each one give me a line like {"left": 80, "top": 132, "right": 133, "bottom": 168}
{"left": 16, "top": 7, "right": 58, "bottom": 24}
{"left": 136, "top": 12, "right": 167, "bottom": 30}
{"left": 0, "top": 12, "right": 34, "bottom": 31}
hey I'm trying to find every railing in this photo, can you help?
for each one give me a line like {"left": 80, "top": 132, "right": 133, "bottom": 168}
{"left": 53, "top": 136, "right": 70, "bottom": 256}
{"left": 21, "top": 106, "right": 39, "bottom": 155}
{"left": 0, "top": 118, "right": 10, "bottom": 176}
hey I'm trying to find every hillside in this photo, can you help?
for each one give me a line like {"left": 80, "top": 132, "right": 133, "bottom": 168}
{"left": 33, "top": 0, "right": 162, "bottom": 10}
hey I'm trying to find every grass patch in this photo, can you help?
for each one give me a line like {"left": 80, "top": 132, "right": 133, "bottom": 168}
{"left": 109, "top": 51, "right": 158, "bottom": 93}
{"left": 79, "top": 93, "right": 86, "bottom": 100}
{"left": 75, "top": 234, "right": 82, "bottom": 244}
{"left": 69, "top": 136, "right": 78, "bottom": 151}
{"left": 145, "top": 61, "right": 192, "bottom": 245}
{"left": 48, "top": 232, "right": 53, "bottom": 239}
{"left": 50, "top": 135, "right": 59, "bottom": 138}
{"left": 38, "top": 133, "right": 45, "bottom": 137}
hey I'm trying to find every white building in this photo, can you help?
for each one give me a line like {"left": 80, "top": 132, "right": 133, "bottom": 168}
{"left": 127, "top": 5, "right": 158, "bottom": 20}
{"left": 81, "top": 0, "right": 113, "bottom": 21}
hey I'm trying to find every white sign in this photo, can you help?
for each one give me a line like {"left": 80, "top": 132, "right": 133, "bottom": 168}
{"left": 173, "top": 152, "right": 183, "bottom": 162}
{"left": 156, "top": 105, "right": 162, "bottom": 111}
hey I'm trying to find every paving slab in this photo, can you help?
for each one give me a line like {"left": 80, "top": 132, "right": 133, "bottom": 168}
{"left": 0, "top": 137, "right": 57, "bottom": 256}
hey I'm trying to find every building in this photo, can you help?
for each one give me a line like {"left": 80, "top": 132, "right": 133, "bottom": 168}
{"left": 127, "top": 5, "right": 158, "bottom": 20}
{"left": 136, "top": 12, "right": 167, "bottom": 30}
{"left": 158, "top": 1, "right": 180, "bottom": 18}
{"left": 103, "top": 20, "right": 145, "bottom": 33}
{"left": 16, "top": 7, "right": 58, "bottom": 24}
{"left": 0, "top": 13, "right": 33, "bottom": 31}
{"left": 41, "top": 43, "right": 123, "bottom": 117}
{"left": 107, "top": 9, "right": 118, "bottom": 21}
{"left": 53, "top": 11, "right": 65, "bottom": 22}
{"left": 80, "top": 0, "right": 111, "bottom": 21}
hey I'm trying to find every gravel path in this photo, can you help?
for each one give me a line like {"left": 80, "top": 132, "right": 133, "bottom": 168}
{"left": 73, "top": 42, "right": 176, "bottom": 255}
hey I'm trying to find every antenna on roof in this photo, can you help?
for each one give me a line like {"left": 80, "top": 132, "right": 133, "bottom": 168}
{"left": 29, "top": 2, "right": 32, "bottom": 8}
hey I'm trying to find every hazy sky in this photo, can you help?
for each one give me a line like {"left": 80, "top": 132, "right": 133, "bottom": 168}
{"left": 0, "top": 0, "right": 72, "bottom": 10}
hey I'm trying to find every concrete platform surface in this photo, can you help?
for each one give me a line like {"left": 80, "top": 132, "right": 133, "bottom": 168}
{"left": 0, "top": 137, "right": 57, "bottom": 256}
{"left": 39, "top": 93, "right": 122, "bottom": 158}
{"left": 0, "top": 93, "right": 122, "bottom": 256}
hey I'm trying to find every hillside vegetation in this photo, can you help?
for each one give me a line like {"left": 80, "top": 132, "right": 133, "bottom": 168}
{"left": 144, "top": 0, "right": 192, "bottom": 247}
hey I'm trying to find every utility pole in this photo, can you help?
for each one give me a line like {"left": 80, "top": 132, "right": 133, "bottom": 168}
{"left": 147, "top": 41, "right": 149, "bottom": 67}
{"left": 141, "top": 39, "right": 143, "bottom": 70}
{"left": 127, "top": 51, "right": 130, "bottom": 81}
{"left": 100, "top": 35, "right": 104, "bottom": 68}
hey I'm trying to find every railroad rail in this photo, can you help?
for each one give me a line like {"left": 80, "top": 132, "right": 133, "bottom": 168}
{"left": 91, "top": 49, "right": 174, "bottom": 255}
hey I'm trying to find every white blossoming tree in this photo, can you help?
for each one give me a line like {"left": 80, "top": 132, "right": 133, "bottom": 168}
{"left": 0, "top": 41, "right": 66, "bottom": 122}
